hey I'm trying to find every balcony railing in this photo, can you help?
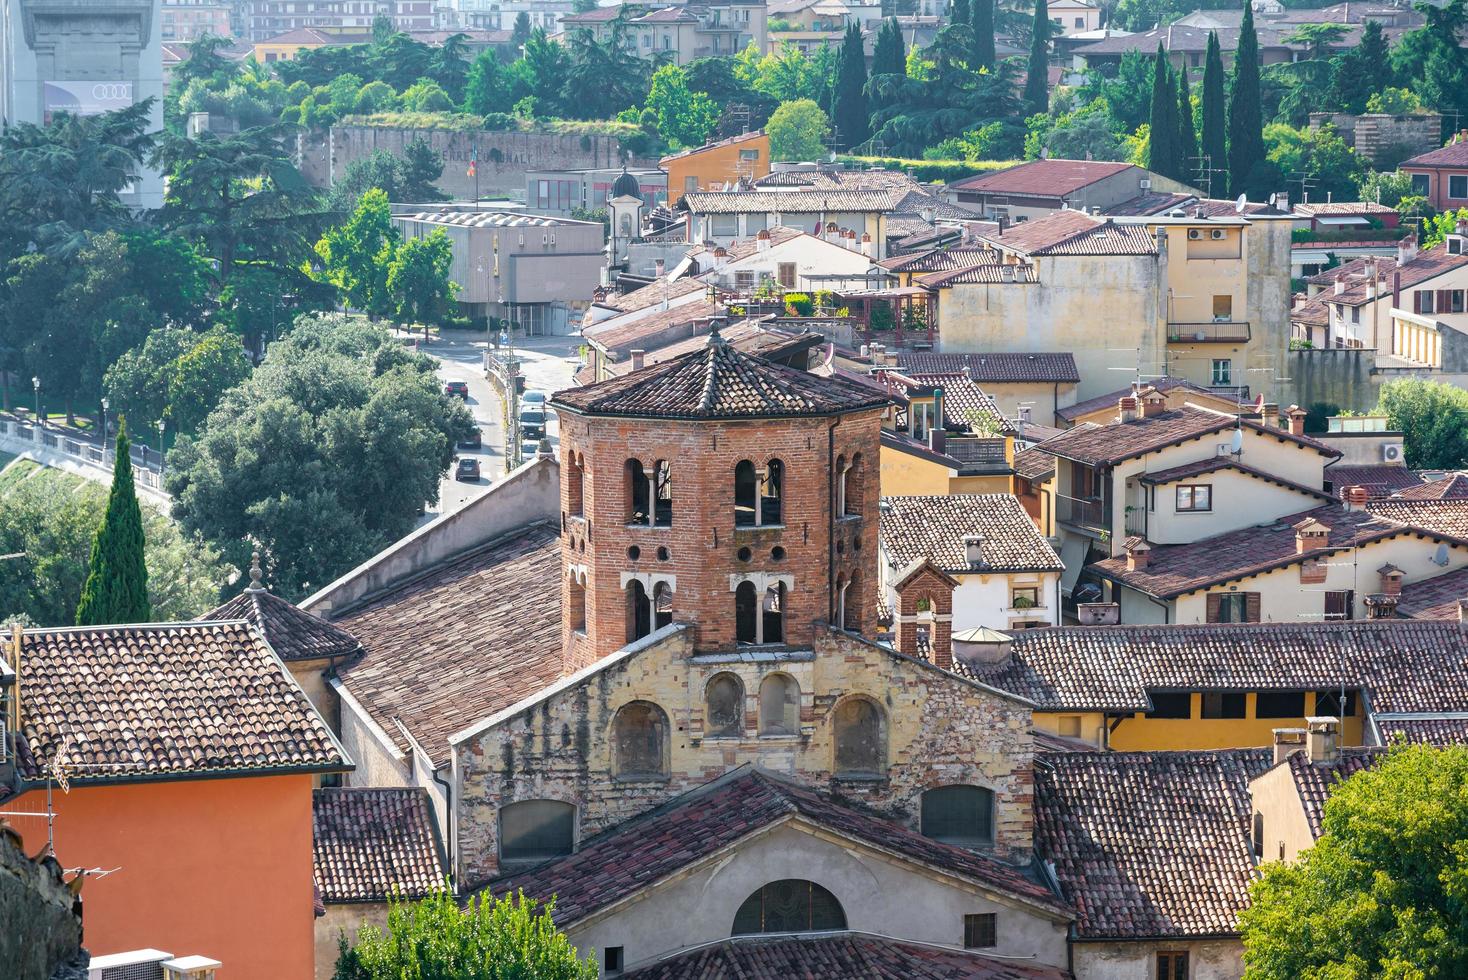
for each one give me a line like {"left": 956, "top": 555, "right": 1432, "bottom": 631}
{"left": 1168, "top": 320, "right": 1252, "bottom": 343}
{"left": 1059, "top": 495, "right": 1107, "bottom": 531}
{"left": 946, "top": 437, "right": 1008, "bottom": 467}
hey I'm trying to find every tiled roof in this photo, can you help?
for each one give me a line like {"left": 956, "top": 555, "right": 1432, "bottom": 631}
{"left": 1367, "top": 499, "right": 1468, "bottom": 539}
{"left": 1290, "top": 294, "right": 1330, "bottom": 327}
{"left": 597, "top": 277, "right": 707, "bottom": 314}
{"left": 1294, "top": 201, "right": 1398, "bottom": 217}
{"left": 1105, "top": 193, "right": 1286, "bottom": 217}
{"left": 203, "top": 587, "right": 361, "bottom": 663}
{"left": 1375, "top": 715, "right": 1468, "bottom": 745}
{"left": 1136, "top": 457, "right": 1333, "bottom": 502}
{"left": 880, "top": 494, "right": 1064, "bottom": 573}
{"left": 1056, "top": 377, "right": 1240, "bottom": 422}
{"left": 334, "top": 523, "right": 563, "bottom": 765}
{"left": 1393, "top": 473, "right": 1468, "bottom": 500}
{"left": 633, "top": 6, "right": 698, "bottom": 21}
{"left": 1396, "top": 565, "right": 1468, "bottom": 620}
{"left": 683, "top": 190, "right": 902, "bottom": 214}
{"left": 1286, "top": 747, "right": 1384, "bottom": 838}
{"left": 948, "top": 159, "right": 1136, "bottom": 197}
{"left": 754, "top": 167, "right": 929, "bottom": 194}
{"left": 1015, "top": 446, "right": 1056, "bottom": 482}
{"left": 15, "top": 622, "right": 347, "bottom": 784}
{"left": 962, "top": 620, "right": 1468, "bottom": 713}
{"left": 875, "top": 247, "right": 998, "bottom": 272}
{"left": 876, "top": 371, "right": 1014, "bottom": 434}
{"left": 982, "top": 210, "right": 1157, "bottom": 256}
{"left": 1401, "top": 138, "right": 1468, "bottom": 169}
{"left": 552, "top": 331, "right": 891, "bottom": 420}
{"left": 581, "top": 300, "right": 722, "bottom": 356}
{"left": 1316, "top": 244, "right": 1468, "bottom": 308}
{"left": 1326, "top": 464, "right": 1423, "bottom": 498}
{"left": 598, "top": 323, "right": 819, "bottom": 378}
{"left": 561, "top": 4, "right": 625, "bottom": 21}
{"left": 893, "top": 351, "right": 1080, "bottom": 384}
{"left": 687, "top": 224, "right": 806, "bottom": 261}
{"left": 491, "top": 767, "right": 1067, "bottom": 922}
{"left": 1034, "top": 749, "right": 1270, "bottom": 939}
{"left": 1092, "top": 504, "right": 1429, "bottom": 598}
{"left": 625, "top": 935, "right": 1070, "bottom": 979}
{"left": 1041, "top": 406, "right": 1339, "bottom": 467}
{"left": 313, "top": 787, "right": 449, "bottom": 903}
{"left": 659, "top": 129, "right": 765, "bottom": 165}
{"left": 916, "top": 263, "right": 1039, "bottom": 286}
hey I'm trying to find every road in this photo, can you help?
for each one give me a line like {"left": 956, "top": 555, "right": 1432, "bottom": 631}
{"left": 419, "top": 330, "right": 582, "bottom": 524}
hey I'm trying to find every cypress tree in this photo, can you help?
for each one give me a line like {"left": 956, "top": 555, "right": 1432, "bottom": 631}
{"left": 1177, "top": 63, "right": 1198, "bottom": 185}
{"left": 76, "top": 423, "right": 151, "bottom": 626}
{"left": 1024, "top": 0, "right": 1051, "bottom": 115}
{"left": 1227, "top": 0, "right": 1264, "bottom": 197}
{"left": 832, "top": 23, "right": 870, "bottom": 150}
{"left": 971, "top": 0, "right": 996, "bottom": 70}
{"left": 952, "top": 0, "right": 969, "bottom": 26}
{"left": 1201, "top": 30, "right": 1228, "bottom": 197}
{"left": 1148, "top": 45, "right": 1176, "bottom": 180}
{"left": 872, "top": 19, "right": 906, "bottom": 79}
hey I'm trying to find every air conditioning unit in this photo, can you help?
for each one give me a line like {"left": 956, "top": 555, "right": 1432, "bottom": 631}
{"left": 1139, "top": 178, "right": 1152, "bottom": 189}
{"left": 90, "top": 949, "right": 171, "bottom": 980}
{"left": 1188, "top": 228, "right": 1203, "bottom": 240}
{"left": 1210, "top": 228, "right": 1227, "bottom": 240}
{"left": 1382, "top": 443, "right": 1405, "bottom": 462}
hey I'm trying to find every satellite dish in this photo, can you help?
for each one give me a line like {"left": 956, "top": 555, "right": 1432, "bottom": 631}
{"left": 1235, "top": 193, "right": 1248, "bottom": 212}
{"left": 1434, "top": 542, "right": 1450, "bottom": 566}
{"left": 1230, "top": 428, "right": 1244, "bottom": 454}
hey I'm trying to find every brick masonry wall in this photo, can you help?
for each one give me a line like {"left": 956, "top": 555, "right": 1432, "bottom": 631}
{"left": 558, "top": 408, "right": 883, "bottom": 669}
{"left": 454, "top": 626, "right": 1036, "bottom": 883}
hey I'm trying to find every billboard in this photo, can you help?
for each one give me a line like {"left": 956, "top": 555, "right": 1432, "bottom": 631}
{"left": 43, "top": 81, "right": 134, "bottom": 124}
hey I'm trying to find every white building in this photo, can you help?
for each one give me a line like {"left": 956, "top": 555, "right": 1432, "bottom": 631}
{"left": 674, "top": 225, "right": 879, "bottom": 293}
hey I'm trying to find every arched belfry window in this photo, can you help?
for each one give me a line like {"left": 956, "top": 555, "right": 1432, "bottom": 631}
{"left": 732, "top": 880, "right": 846, "bottom": 935}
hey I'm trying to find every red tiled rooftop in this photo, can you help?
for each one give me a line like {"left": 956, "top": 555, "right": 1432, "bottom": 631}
{"left": 949, "top": 159, "right": 1136, "bottom": 197}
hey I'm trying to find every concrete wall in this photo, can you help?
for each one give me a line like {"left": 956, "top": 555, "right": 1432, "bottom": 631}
{"left": 1073, "top": 938, "right": 1244, "bottom": 980}
{"left": 303, "top": 456, "right": 560, "bottom": 617}
{"left": 1287, "top": 348, "right": 1380, "bottom": 414}
{"left": 565, "top": 821, "right": 1071, "bottom": 974}
{"left": 1249, "top": 760, "right": 1316, "bottom": 865}
{"left": 980, "top": 380, "right": 1079, "bottom": 425}
{"left": 1309, "top": 111, "right": 1443, "bottom": 168}
{"left": 1140, "top": 471, "right": 1324, "bottom": 545}
{"left": 316, "top": 903, "right": 389, "bottom": 979}
{"left": 334, "top": 680, "right": 412, "bottom": 789}
{"left": 951, "top": 571, "right": 1059, "bottom": 630}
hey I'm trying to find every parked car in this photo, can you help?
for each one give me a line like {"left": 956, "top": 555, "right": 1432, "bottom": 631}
{"left": 444, "top": 380, "right": 469, "bottom": 399}
{"left": 520, "top": 408, "right": 547, "bottom": 440}
{"left": 458, "top": 426, "right": 482, "bottom": 449}
{"left": 522, "top": 390, "right": 547, "bottom": 407}
{"left": 455, "top": 457, "right": 481, "bottom": 482}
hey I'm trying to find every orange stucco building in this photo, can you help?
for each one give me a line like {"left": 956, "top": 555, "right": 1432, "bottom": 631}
{"left": 1, "top": 621, "right": 349, "bottom": 977}
{"left": 662, "top": 130, "right": 770, "bottom": 201}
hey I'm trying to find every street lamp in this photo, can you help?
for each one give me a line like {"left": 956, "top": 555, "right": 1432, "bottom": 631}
{"left": 100, "top": 398, "right": 109, "bottom": 461}
{"left": 31, "top": 377, "right": 40, "bottom": 433}
{"left": 156, "top": 419, "right": 166, "bottom": 476}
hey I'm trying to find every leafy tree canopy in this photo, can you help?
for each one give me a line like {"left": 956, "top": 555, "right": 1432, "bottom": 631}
{"left": 767, "top": 99, "right": 833, "bottom": 161}
{"left": 1376, "top": 377, "right": 1468, "bottom": 468}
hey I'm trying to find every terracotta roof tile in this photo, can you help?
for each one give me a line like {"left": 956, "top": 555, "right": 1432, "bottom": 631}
{"left": 582, "top": 300, "right": 722, "bottom": 356}
{"left": 553, "top": 332, "right": 890, "bottom": 420}
{"left": 203, "top": 588, "right": 361, "bottom": 663}
{"left": 1015, "top": 446, "right": 1056, "bottom": 482}
{"left": 490, "top": 768, "right": 1066, "bottom": 923}
{"left": 626, "top": 935, "right": 1070, "bottom": 979}
{"left": 875, "top": 247, "right": 998, "bottom": 272}
{"left": 313, "top": 787, "right": 449, "bottom": 903}
{"left": 1034, "top": 749, "right": 1269, "bottom": 939}
{"left": 1396, "top": 566, "right": 1468, "bottom": 619}
{"left": 1055, "top": 377, "right": 1235, "bottom": 422}
{"left": 597, "top": 277, "right": 707, "bottom": 314}
{"left": 880, "top": 494, "right": 1063, "bottom": 573}
{"left": 949, "top": 159, "right": 1136, "bottom": 196}
{"left": 1325, "top": 464, "right": 1423, "bottom": 498}
{"left": 334, "top": 523, "right": 563, "bottom": 765}
{"left": 15, "top": 622, "right": 346, "bottom": 783}
{"left": 1294, "top": 201, "right": 1398, "bottom": 217}
{"left": 893, "top": 352, "right": 1080, "bottom": 384}
{"left": 1136, "top": 457, "right": 1333, "bottom": 502}
{"left": 683, "top": 190, "right": 903, "bottom": 214}
{"left": 1392, "top": 473, "right": 1468, "bottom": 500}
{"left": 916, "top": 263, "right": 1038, "bottom": 286}
{"left": 1402, "top": 139, "right": 1468, "bottom": 169}
{"left": 1375, "top": 715, "right": 1468, "bottom": 745}
{"left": 687, "top": 224, "right": 805, "bottom": 261}
{"left": 1286, "top": 747, "right": 1384, "bottom": 838}
{"left": 1041, "top": 406, "right": 1339, "bottom": 467}
{"left": 1367, "top": 499, "right": 1468, "bottom": 539}
{"left": 597, "top": 323, "right": 819, "bottom": 378}
{"left": 659, "top": 129, "right": 766, "bottom": 165}
{"left": 982, "top": 210, "right": 1157, "bottom": 256}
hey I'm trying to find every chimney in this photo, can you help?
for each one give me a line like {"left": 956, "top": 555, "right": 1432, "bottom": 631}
{"left": 654, "top": 258, "right": 666, "bottom": 278}
{"left": 1124, "top": 535, "right": 1151, "bottom": 571}
{"left": 1294, "top": 518, "right": 1329, "bottom": 554}
{"left": 952, "top": 628, "right": 1013, "bottom": 669}
{"left": 859, "top": 232, "right": 872, "bottom": 256}
{"left": 1272, "top": 727, "right": 1307, "bottom": 765}
{"left": 1333, "top": 274, "right": 1345, "bottom": 295}
{"left": 755, "top": 228, "right": 771, "bottom": 252}
{"left": 1286, "top": 405, "right": 1307, "bottom": 436}
{"left": 712, "top": 245, "right": 728, "bottom": 270}
{"left": 1397, "top": 238, "right": 1417, "bottom": 266}
{"left": 963, "top": 534, "right": 985, "bottom": 565}
{"left": 928, "top": 427, "right": 946, "bottom": 454}
{"left": 1261, "top": 402, "right": 1280, "bottom": 428}
{"left": 1306, "top": 716, "right": 1340, "bottom": 765}
{"left": 630, "top": 349, "right": 645, "bottom": 371}
{"left": 1140, "top": 389, "right": 1166, "bottom": 418}
{"left": 1459, "top": 597, "right": 1468, "bottom": 628}
{"left": 1345, "top": 485, "right": 1369, "bottom": 511}
{"left": 1376, "top": 563, "right": 1404, "bottom": 596}
{"left": 1393, "top": 270, "right": 1401, "bottom": 310}
{"left": 1118, "top": 394, "right": 1139, "bottom": 423}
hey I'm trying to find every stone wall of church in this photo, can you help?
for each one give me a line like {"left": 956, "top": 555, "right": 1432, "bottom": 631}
{"left": 452, "top": 626, "right": 1036, "bottom": 885}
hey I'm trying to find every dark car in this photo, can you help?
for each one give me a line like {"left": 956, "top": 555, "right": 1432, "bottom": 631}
{"left": 458, "top": 426, "right": 483, "bottom": 449}
{"left": 445, "top": 380, "right": 470, "bottom": 399}
{"left": 455, "top": 457, "right": 481, "bottom": 482}
{"left": 519, "top": 408, "right": 547, "bottom": 440}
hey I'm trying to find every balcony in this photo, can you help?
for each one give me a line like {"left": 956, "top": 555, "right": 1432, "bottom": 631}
{"left": 1058, "top": 495, "right": 1108, "bottom": 533}
{"left": 1167, "top": 320, "right": 1251, "bottom": 343}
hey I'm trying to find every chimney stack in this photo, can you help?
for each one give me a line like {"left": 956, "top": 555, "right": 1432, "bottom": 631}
{"left": 630, "top": 349, "right": 645, "bottom": 371}
{"left": 963, "top": 534, "right": 985, "bottom": 566}
{"left": 1334, "top": 275, "right": 1345, "bottom": 295}
{"left": 755, "top": 228, "right": 771, "bottom": 252}
{"left": 1345, "top": 485, "right": 1369, "bottom": 511}
{"left": 1458, "top": 598, "right": 1468, "bottom": 629}
{"left": 1286, "top": 405, "right": 1307, "bottom": 436}
{"left": 928, "top": 427, "right": 946, "bottom": 454}
{"left": 1124, "top": 535, "right": 1151, "bottom": 571}
{"left": 654, "top": 258, "right": 666, "bottom": 278}
{"left": 1118, "top": 394, "right": 1139, "bottom": 423}
{"left": 1306, "top": 716, "right": 1340, "bottom": 765}
{"left": 859, "top": 232, "right": 872, "bottom": 256}
{"left": 1140, "top": 388, "right": 1166, "bottom": 418}
{"left": 952, "top": 627, "right": 1013, "bottom": 669}
{"left": 1261, "top": 402, "right": 1280, "bottom": 428}
{"left": 1376, "top": 563, "right": 1404, "bottom": 596}
{"left": 1294, "top": 518, "right": 1329, "bottom": 554}
{"left": 1272, "top": 727, "right": 1307, "bottom": 766}
{"left": 1397, "top": 239, "right": 1417, "bottom": 267}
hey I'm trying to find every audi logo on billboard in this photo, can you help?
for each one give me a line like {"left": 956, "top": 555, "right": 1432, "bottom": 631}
{"left": 90, "top": 83, "right": 133, "bottom": 101}
{"left": 42, "top": 80, "right": 136, "bottom": 123}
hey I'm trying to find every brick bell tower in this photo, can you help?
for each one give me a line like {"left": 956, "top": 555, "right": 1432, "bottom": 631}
{"left": 549, "top": 326, "right": 889, "bottom": 671}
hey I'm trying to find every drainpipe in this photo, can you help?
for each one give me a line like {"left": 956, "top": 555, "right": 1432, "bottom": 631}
{"left": 828, "top": 417, "right": 839, "bottom": 625}
{"left": 431, "top": 764, "right": 456, "bottom": 882}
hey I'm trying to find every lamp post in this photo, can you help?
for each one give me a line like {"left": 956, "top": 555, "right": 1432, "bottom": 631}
{"left": 100, "top": 398, "right": 109, "bottom": 462}
{"left": 156, "top": 419, "right": 166, "bottom": 477}
{"left": 31, "top": 377, "right": 40, "bottom": 434}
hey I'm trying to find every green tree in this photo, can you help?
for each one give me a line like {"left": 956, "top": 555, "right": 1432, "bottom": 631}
{"left": 400, "top": 78, "right": 454, "bottom": 112}
{"left": 313, "top": 188, "right": 401, "bottom": 318}
{"left": 1264, "top": 123, "right": 1365, "bottom": 205}
{"left": 1376, "top": 378, "right": 1468, "bottom": 468}
{"left": 1357, "top": 169, "right": 1415, "bottom": 208}
{"left": 971, "top": 0, "right": 996, "bottom": 71}
{"left": 512, "top": 11, "right": 532, "bottom": 47}
{"left": 387, "top": 230, "right": 459, "bottom": 333}
{"left": 1228, "top": 1, "right": 1265, "bottom": 198}
{"left": 103, "top": 328, "right": 201, "bottom": 433}
{"left": 1366, "top": 87, "right": 1425, "bottom": 115}
{"left": 167, "top": 329, "right": 253, "bottom": 434}
{"left": 952, "top": 0, "right": 969, "bottom": 25}
{"left": 327, "top": 140, "right": 448, "bottom": 211}
{"left": 164, "top": 315, "right": 473, "bottom": 596}
{"left": 1284, "top": 22, "right": 1348, "bottom": 61}
{"left": 1027, "top": 100, "right": 1126, "bottom": 161}
{"left": 75, "top": 425, "right": 151, "bottom": 626}
{"left": 833, "top": 23, "right": 870, "bottom": 150}
{"left": 1423, "top": 207, "right": 1468, "bottom": 249}
{"left": 1330, "top": 20, "right": 1392, "bottom": 114}
{"left": 1177, "top": 66, "right": 1197, "bottom": 182}
{"left": 643, "top": 64, "right": 719, "bottom": 148}
{"left": 766, "top": 99, "right": 832, "bottom": 161}
{"left": 1200, "top": 31, "right": 1228, "bottom": 196}
{"left": 871, "top": 19, "right": 906, "bottom": 79}
{"left": 463, "top": 49, "right": 521, "bottom": 115}
{"left": 1391, "top": 0, "right": 1466, "bottom": 101}
{"left": 334, "top": 890, "right": 596, "bottom": 980}
{"left": 517, "top": 28, "right": 570, "bottom": 117}
{"left": 1241, "top": 744, "right": 1468, "bottom": 979}
{"left": 1148, "top": 46, "right": 1177, "bottom": 180}
{"left": 1024, "top": 0, "right": 1051, "bottom": 115}
{"left": 564, "top": 25, "right": 654, "bottom": 122}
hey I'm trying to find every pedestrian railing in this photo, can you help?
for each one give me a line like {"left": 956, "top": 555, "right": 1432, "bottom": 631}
{"left": 0, "top": 418, "right": 164, "bottom": 491}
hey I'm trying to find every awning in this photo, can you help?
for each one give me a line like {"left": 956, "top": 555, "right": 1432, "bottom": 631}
{"left": 1316, "top": 215, "right": 1370, "bottom": 227}
{"left": 1060, "top": 534, "right": 1090, "bottom": 597}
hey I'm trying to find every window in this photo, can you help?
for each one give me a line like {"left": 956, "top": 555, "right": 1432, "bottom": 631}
{"left": 1351, "top": 306, "right": 1360, "bottom": 324}
{"left": 652, "top": 581, "right": 673, "bottom": 632}
{"left": 569, "top": 578, "right": 586, "bottom": 633}
{"left": 1212, "top": 295, "right": 1233, "bottom": 321}
{"left": 1255, "top": 691, "right": 1306, "bottom": 718}
{"left": 1211, "top": 358, "right": 1231, "bottom": 386}
{"left": 1146, "top": 692, "right": 1193, "bottom": 719}
{"left": 833, "top": 697, "right": 885, "bottom": 776}
{"left": 1454, "top": 289, "right": 1466, "bottom": 313}
{"left": 652, "top": 459, "right": 672, "bottom": 526}
{"left": 1324, "top": 590, "right": 1353, "bottom": 621}
{"left": 603, "top": 947, "right": 624, "bottom": 976}
{"left": 735, "top": 270, "right": 755, "bottom": 290}
{"left": 964, "top": 912, "right": 997, "bottom": 949}
{"left": 734, "top": 460, "right": 758, "bottom": 526}
{"left": 566, "top": 452, "right": 584, "bottom": 517}
{"left": 1253, "top": 811, "right": 1264, "bottom": 859}
{"left": 706, "top": 673, "right": 744, "bottom": 737}
{"left": 627, "top": 581, "right": 651, "bottom": 642}
{"left": 777, "top": 262, "right": 797, "bottom": 288}
{"left": 761, "top": 459, "right": 783, "bottom": 524}
{"left": 1207, "top": 591, "right": 1258, "bottom": 623}
{"left": 739, "top": 148, "right": 759, "bottom": 162}
{"left": 843, "top": 453, "right": 864, "bottom": 518}
{"left": 921, "top": 786, "right": 995, "bottom": 846}
{"left": 613, "top": 701, "right": 668, "bottom": 779}
{"left": 1074, "top": 15, "right": 1084, "bottom": 25}
{"left": 732, "top": 880, "right": 846, "bottom": 935}
{"left": 763, "top": 582, "right": 785, "bottom": 644}
{"left": 1202, "top": 692, "right": 1246, "bottom": 719}
{"left": 745, "top": 212, "right": 767, "bottom": 233}
{"left": 735, "top": 580, "right": 759, "bottom": 643}
{"left": 1417, "top": 290, "right": 1436, "bottom": 315}
{"left": 1011, "top": 585, "right": 1039, "bottom": 608}
{"left": 1315, "top": 690, "right": 1357, "bottom": 717}
{"left": 499, "top": 800, "right": 575, "bottom": 863}
{"left": 759, "top": 673, "right": 799, "bottom": 735}
{"left": 1411, "top": 173, "right": 1430, "bottom": 197}
{"left": 1157, "top": 951, "right": 1190, "bottom": 980}
{"left": 626, "top": 459, "right": 649, "bottom": 524}
{"left": 711, "top": 214, "right": 738, "bottom": 236}
{"left": 1175, "top": 484, "right": 1212, "bottom": 512}
{"left": 684, "top": 175, "right": 699, "bottom": 194}
{"left": 1451, "top": 175, "right": 1468, "bottom": 199}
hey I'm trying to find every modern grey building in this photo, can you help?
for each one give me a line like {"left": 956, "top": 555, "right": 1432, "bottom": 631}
{"left": 0, "top": 0, "right": 165, "bottom": 209}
